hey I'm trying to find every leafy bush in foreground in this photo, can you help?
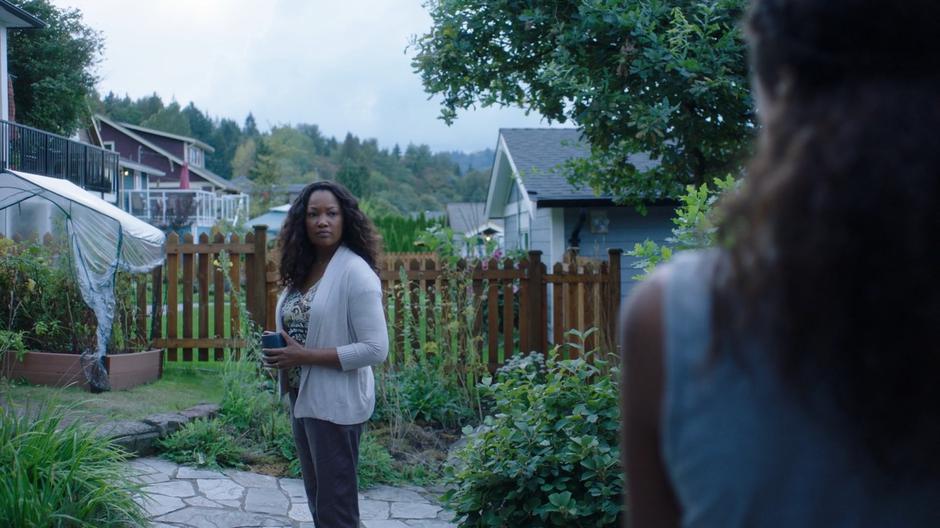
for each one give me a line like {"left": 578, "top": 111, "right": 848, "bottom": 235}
{"left": 444, "top": 350, "right": 624, "bottom": 527}
{"left": 0, "top": 404, "right": 148, "bottom": 527}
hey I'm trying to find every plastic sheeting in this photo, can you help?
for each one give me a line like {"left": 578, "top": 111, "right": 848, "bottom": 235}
{"left": 0, "top": 170, "right": 165, "bottom": 390}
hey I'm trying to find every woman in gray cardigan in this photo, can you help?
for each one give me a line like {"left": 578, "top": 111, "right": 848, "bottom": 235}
{"left": 262, "top": 180, "right": 388, "bottom": 527}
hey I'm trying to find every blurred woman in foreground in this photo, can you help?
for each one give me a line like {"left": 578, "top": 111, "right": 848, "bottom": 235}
{"left": 620, "top": 0, "right": 940, "bottom": 526}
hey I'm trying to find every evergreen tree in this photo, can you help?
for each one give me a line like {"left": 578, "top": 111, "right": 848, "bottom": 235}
{"left": 140, "top": 101, "right": 191, "bottom": 136}
{"left": 182, "top": 102, "right": 213, "bottom": 142}
{"left": 209, "top": 118, "right": 242, "bottom": 179}
{"left": 337, "top": 161, "right": 369, "bottom": 198}
{"left": 243, "top": 113, "right": 259, "bottom": 137}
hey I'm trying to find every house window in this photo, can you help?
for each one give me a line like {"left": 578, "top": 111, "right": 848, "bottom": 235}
{"left": 590, "top": 210, "right": 609, "bottom": 234}
{"left": 187, "top": 145, "right": 204, "bottom": 167}
{"left": 103, "top": 141, "right": 115, "bottom": 151}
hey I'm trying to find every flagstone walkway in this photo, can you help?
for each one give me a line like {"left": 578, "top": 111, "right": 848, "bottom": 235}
{"left": 129, "top": 457, "right": 457, "bottom": 528}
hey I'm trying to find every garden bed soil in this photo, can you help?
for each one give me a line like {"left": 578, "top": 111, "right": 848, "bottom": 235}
{"left": 2, "top": 349, "right": 164, "bottom": 391}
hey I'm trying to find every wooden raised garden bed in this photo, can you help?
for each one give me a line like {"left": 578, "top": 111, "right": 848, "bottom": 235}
{"left": 2, "top": 349, "right": 164, "bottom": 391}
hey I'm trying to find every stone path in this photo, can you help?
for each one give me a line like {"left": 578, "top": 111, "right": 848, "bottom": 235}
{"left": 129, "top": 457, "right": 457, "bottom": 528}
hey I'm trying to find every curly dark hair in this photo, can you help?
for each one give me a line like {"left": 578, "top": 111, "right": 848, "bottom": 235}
{"left": 714, "top": 0, "right": 940, "bottom": 476}
{"left": 277, "top": 181, "right": 381, "bottom": 289}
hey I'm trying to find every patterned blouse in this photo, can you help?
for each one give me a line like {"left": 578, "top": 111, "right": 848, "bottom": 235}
{"left": 280, "top": 281, "right": 319, "bottom": 390}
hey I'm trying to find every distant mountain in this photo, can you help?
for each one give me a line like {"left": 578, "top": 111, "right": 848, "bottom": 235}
{"left": 446, "top": 149, "right": 495, "bottom": 174}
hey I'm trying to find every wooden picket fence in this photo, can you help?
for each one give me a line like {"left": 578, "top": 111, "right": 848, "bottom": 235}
{"left": 5, "top": 226, "right": 623, "bottom": 370}
{"left": 378, "top": 251, "right": 621, "bottom": 370}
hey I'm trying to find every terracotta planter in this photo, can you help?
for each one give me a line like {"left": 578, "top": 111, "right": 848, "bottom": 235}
{"left": 2, "top": 349, "right": 164, "bottom": 391}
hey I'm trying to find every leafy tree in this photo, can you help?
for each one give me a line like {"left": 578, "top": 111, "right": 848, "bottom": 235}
{"left": 456, "top": 169, "right": 490, "bottom": 202}
{"left": 412, "top": 0, "right": 753, "bottom": 205}
{"left": 249, "top": 137, "right": 276, "bottom": 183}
{"left": 140, "top": 101, "right": 192, "bottom": 136}
{"left": 231, "top": 138, "right": 257, "bottom": 180}
{"left": 93, "top": 95, "right": 495, "bottom": 214}
{"left": 7, "top": 0, "right": 103, "bottom": 135}
{"left": 265, "top": 125, "right": 319, "bottom": 182}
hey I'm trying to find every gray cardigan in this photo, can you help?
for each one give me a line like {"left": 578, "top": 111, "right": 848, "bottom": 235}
{"left": 274, "top": 245, "right": 389, "bottom": 425}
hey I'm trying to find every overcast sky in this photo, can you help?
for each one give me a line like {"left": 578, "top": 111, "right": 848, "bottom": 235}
{"left": 53, "top": 0, "right": 551, "bottom": 153}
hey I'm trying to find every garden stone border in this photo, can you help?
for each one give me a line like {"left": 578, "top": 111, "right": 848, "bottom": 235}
{"left": 94, "top": 403, "right": 219, "bottom": 456}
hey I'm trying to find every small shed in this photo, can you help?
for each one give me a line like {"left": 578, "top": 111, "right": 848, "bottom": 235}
{"left": 246, "top": 204, "right": 290, "bottom": 237}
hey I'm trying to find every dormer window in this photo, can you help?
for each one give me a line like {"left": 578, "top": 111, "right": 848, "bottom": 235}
{"left": 187, "top": 145, "right": 205, "bottom": 168}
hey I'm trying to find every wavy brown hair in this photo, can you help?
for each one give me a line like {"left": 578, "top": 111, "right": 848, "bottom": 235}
{"left": 277, "top": 181, "right": 381, "bottom": 289}
{"left": 715, "top": 0, "right": 940, "bottom": 476}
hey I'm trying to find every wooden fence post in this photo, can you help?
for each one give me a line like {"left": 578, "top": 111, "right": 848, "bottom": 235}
{"left": 150, "top": 266, "right": 163, "bottom": 343}
{"left": 607, "top": 248, "right": 622, "bottom": 348}
{"left": 526, "top": 250, "right": 543, "bottom": 354}
{"left": 249, "top": 225, "right": 268, "bottom": 329}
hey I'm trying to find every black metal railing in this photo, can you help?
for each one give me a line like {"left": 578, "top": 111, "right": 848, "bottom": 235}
{"left": 0, "top": 119, "right": 119, "bottom": 194}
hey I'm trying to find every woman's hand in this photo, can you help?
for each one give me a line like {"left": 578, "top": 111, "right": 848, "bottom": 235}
{"left": 262, "top": 331, "right": 312, "bottom": 369}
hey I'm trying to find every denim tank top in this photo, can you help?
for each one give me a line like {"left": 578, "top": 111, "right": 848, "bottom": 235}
{"left": 661, "top": 250, "right": 940, "bottom": 527}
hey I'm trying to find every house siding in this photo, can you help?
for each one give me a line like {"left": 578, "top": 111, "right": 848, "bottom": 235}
{"left": 561, "top": 205, "right": 674, "bottom": 301}
{"left": 503, "top": 211, "right": 522, "bottom": 251}
{"left": 98, "top": 121, "right": 217, "bottom": 189}
{"left": 99, "top": 122, "right": 176, "bottom": 184}
{"left": 134, "top": 130, "right": 185, "bottom": 159}
{"left": 530, "top": 207, "right": 552, "bottom": 258}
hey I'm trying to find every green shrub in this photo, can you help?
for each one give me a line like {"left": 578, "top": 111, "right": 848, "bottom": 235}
{"left": 371, "top": 212, "right": 444, "bottom": 252}
{"left": 0, "top": 241, "right": 94, "bottom": 353}
{"left": 158, "top": 418, "right": 244, "bottom": 469}
{"left": 0, "top": 238, "right": 148, "bottom": 354}
{"left": 0, "top": 403, "right": 148, "bottom": 527}
{"left": 357, "top": 432, "right": 398, "bottom": 489}
{"left": 375, "top": 353, "right": 478, "bottom": 430}
{"left": 443, "top": 350, "right": 624, "bottom": 527}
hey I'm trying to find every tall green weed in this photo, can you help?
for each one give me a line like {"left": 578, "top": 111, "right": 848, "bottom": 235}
{"left": 0, "top": 403, "right": 148, "bottom": 527}
{"left": 629, "top": 175, "right": 737, "bottom": 278}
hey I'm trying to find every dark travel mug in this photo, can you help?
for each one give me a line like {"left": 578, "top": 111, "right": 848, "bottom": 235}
{"left": 261, "top": 332, "right": 286, "bottom": 368}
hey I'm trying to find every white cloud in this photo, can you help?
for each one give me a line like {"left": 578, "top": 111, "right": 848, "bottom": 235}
{"left": 54, "top": 0, "right": 551, "bottom": 152}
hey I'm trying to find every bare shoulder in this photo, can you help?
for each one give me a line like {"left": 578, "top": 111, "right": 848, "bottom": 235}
{"left": 620, "top": 269, "right": 681, "bottom": 527}
{"left": 619, "top": 269, "right": 668, "bottom": 367}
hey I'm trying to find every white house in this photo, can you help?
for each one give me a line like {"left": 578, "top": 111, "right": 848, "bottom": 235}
{"left": 484, "top": 128, "right": 675, "bottom": 300}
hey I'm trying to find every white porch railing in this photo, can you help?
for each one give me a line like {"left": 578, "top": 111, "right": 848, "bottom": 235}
{"left": 123, "top": 189, "right": 250, "bottom": 229}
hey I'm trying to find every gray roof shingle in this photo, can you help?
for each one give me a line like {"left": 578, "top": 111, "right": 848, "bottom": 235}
{"left": 500, "top": 128, "right": 658, "bottom": 201}
{"left": 446, "top": 202, "right": 491, "bottom": 233}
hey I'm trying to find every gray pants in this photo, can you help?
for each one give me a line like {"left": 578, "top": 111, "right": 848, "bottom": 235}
{"left": 291, "top": 414, "right": 363, "bottom": 527}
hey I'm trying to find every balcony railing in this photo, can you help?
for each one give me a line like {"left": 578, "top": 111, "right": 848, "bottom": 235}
{"left": 0, "top": 119, "right": 119, "bottom": 194}
{"left": 123, "top": 189, "right": 250, "bottom": 229}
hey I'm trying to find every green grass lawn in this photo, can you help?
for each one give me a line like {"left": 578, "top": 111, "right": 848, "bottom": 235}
{"left": 0, "top": 362, "right": 225, "bottom": 425}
